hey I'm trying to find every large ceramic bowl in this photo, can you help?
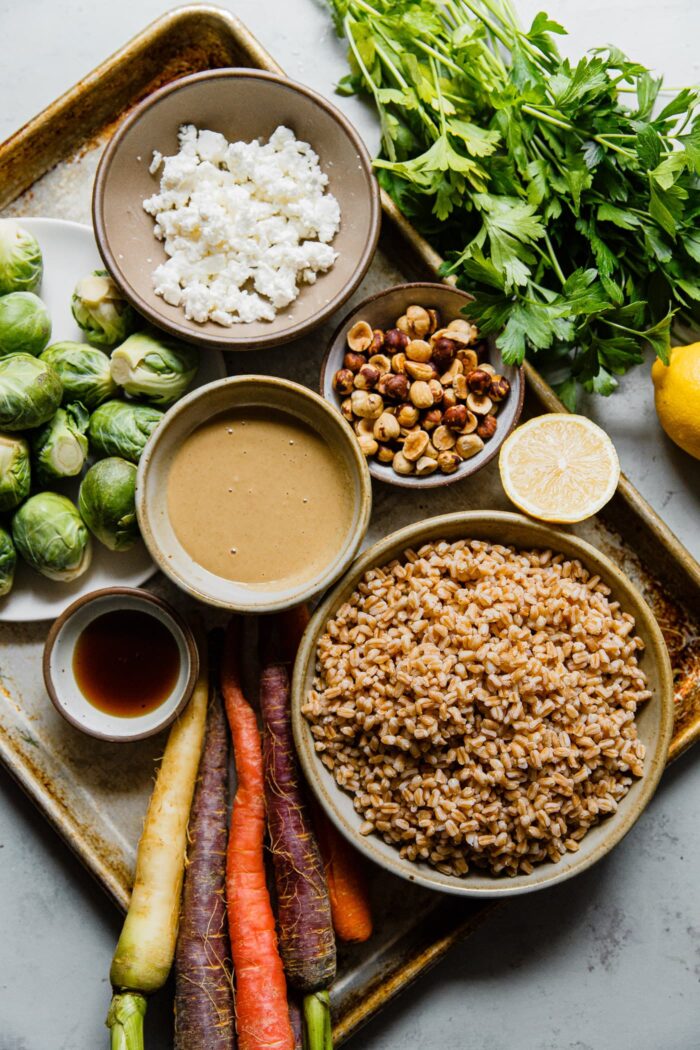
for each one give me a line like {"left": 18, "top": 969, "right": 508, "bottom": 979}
{"left": 292, "top": 511, "right": 674, "bottom": 897}
{"left": 93, "top": 69, "right": 380, "bottom": 350}
{"left": 136, "top": 375, "right": 372, "bottom": 613}
{"left": 320, "top": 283, "right": 525, "bottom": 488}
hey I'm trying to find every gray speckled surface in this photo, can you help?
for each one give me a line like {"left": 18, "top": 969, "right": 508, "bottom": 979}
{"left": 0, "top": 1, "right": 699, "bottom": 1048}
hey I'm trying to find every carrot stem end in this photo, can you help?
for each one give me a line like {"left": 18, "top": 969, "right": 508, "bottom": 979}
{"left": 303, "top": 990, "right": 333, "bottom": 1050}
{"left": 106, "top": 991, "right": 147, "bottom": 1050}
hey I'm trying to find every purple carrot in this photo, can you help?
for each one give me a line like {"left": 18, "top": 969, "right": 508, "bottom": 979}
{"left": 174, "top": 677, "right": 235, "bottom": 1049}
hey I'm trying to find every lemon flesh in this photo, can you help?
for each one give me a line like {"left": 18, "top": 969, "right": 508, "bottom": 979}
{"left": 499, "top": 414, "right": 620, "bottom": 523}
{"left": 651, "top": 342, "right": 700, "bottom": 461}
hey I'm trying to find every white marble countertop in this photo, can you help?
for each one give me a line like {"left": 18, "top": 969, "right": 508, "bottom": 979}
{"left": 0, "top": 2, "right": 699, "bottom": 1047}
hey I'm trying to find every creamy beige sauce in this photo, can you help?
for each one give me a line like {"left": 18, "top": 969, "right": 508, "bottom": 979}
{"left": 167, "top": 408, "right": 353, "bottom": 587}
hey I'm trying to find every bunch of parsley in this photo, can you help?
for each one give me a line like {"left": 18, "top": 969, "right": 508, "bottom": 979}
{"left": 330, "top": 0, "right": 700, "bottom": 404}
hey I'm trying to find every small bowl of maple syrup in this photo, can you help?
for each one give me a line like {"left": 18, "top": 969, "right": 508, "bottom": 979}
{"left": 43, "top": 587, "right": 199, "bottom": 741}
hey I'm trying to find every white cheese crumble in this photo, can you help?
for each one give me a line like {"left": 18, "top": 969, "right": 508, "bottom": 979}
{"left": 143, "top": 124, "right": 341, "bottom": 325}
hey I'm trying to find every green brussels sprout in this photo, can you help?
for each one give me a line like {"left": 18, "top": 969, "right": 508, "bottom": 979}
{"left": 0, "top": 291, "right": 51, "bottom": 357}
{"left": 0, "top": 433, "right": 31, "bottom": 512}
{"left": 39, "top": 341, "right": 116, "bottom": 409}
{"left": 110, "top": 327, "right": 199, "bottom": 407}
{"left": 0, "top": 353, "right": 62, "bottom": 430}
{"left": 31, "top": 403, "right": 89, "bottom": 484}
{"left": 88, "top": 400, "right": 163, "bottom": 463}
{"left": 12, "top": 492, "right": 91, "bottom": 582}
{"left": 71, "top": 270, "right": 137, "bottom": 349}
{"left": 78, "top": 457, "right": 138, "bottom": 551}
{"left": 0, "top": 220, "right": 43, "bottom": 295}
{"left": 0, "top": 526, "right": 17, "bottom": 597}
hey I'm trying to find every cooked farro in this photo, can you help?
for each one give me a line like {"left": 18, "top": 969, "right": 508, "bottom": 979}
{"left": 302, "top": 539, "right": 651, "bottom": 877}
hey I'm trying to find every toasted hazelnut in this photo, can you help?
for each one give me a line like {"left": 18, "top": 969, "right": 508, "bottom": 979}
{"left": 383, "top": 373, "right": 410, "bottom": 401}
{"left": 347, "top": 320, "right": 373, "bottom": 352}
{"left": 406, "top": 339, "right": 433, "bottom": 363}
{"left": 422, "top": 407, "right": 443, "bottom": 431}
{"left": 396, "top": 314, "right": 412, "bottom": 335}
{"left": 385, "top": 328, "right": 410, "bottom": 352}
{"left": 376, "top": 444, "right": 395, "bottom": 464}
{"left": 405, "top": 360, "right": 437, "bottom": 383}
{"left": 392, "top": 450, "right": 415, "bottom": 476}
{"left": 432, "top": 325, "right": 471, "bottom": 347}
{"left": 437, "top": 450, "right": 461, "bottom": 474}
{"left": 490, "top": 375, "right": 511, "bottom": 401}
{"left": 354, "top": 364, "right": 380, "bottom": 390}
{"left": 391, "top": 352, "right": 407, "bottom": 374}
{"left": 351, "top": 390, "right": 384, "bottom": 419}
{"left": 406, "top": 305, "right": 431, "bottom": 338}
{"left": 415, "top": 455, "right": 438, "bottom": 476}
{"left": 369, "top": 353, "right": 392, "bottom": 375}
{"left": 374, "top": 412, "right": 401, "bottom": 443}
{"left": 426, "top": 308, "right": 440, "bottom": 335}
{"left": 467, "top": 392, "right": 493, "bottom": 415}
{"left": 344, "top": 350, "right": 366, "bottom": 373}
{"left": 369, "top": 329, "right": 385, "bottom": 354}
{"left": 455, "top": 434, "right": 485, "bottom": 460}
{"left": 425, "top": 439, "right": 438, "bottom": 459}
{"left": 354, "top": 417, "right": 375, "bottom": 437}
{"left": 431, "top": 337, "right": 457, "bottom": 372}
{"left": 476, "top": 415, "right": 498, "bottom": 440}
{"left": 440, "top": 358, "right": 464, "bottom": 386}
{"left": 432, "top": 424, "right": 457, "bottom": 451}
{"left": 333, "top": 368, "right": 355, "bottom": 396}
{"left": 447, "top": 318, "right": 472, "bottom": 335}
{"left": 340, "top": 397, "right": 354, "bottom": 422}
{"left": 397, "top": 402, "right": 420, "bottom": 427}
{"left": 456, "top": 349, "right": 478, "bottom": 372}
{"left": 409, "top": 381, "right": 434, "bottom": 409}
{"left": 442, "top": 387, "right": 458, "bottom": 409}
{"left": 428, "top": 379, "right": 444, "bottom": 405}
{"left": 479, "top": 362, "right": 496, "bottom": 376}
{"left": 453, "top": 374, "right": 468, "bottom": 400}
{"left": 462, "top": 410, "right": 478, "bottom": 434}
{"left": 466, "top": 368, "right": 492, "bottom": 395}
{"left": 403, "top": 429, "right": 430, "bottom": 462}
{"left": 442, "top": 405, "right": 468, "bottom": 430}
{"left": 357, "top": 433, "right": 378, "bottom": 457}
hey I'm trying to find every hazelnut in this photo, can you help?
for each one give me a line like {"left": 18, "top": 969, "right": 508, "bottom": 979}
{"left": 422, "top": 407, "right": 443, "bottom": 431}
{"left": 432, "top": 325, "right": 471, "bottom": 347}
{"left": 428, "top": 379, "right": 444, "bottom": 404}
{"left": 403, "top": 429, "right": 430, "bottom": 462}
{"left": 453, "top": 374, "right": 468, "bottom": 400}
{"left": 405, "top": 360, "right": 437, "bottom": 383}
{"left": 409, "top": 381, "right": 434, "bottom": 409}
{"left": 442, "top": 405, "right": 468, "bottom": 430}
{"left": 437, "top": 450, "right": 461, "bottom": 474}
{"left": 377, "top": 444, "right": 395, "bottom": 464}
{"left": 415, "top": 455, "right": 438, "bottom": 477}
{"left": 406, "top": 339, "right": 433, "bottom": 363}
{"left": 369, "top": 329, "right": 385, "bottom": 354}
{"left": 406, "top": 304, "right": 431, "bottom": 338}
{"left": 354, "top": 364, "right": 380, "bottom": 390}
{"left": 467, "top": 392, "right": 493, "bottom": 416}
{"left": 354, "top": 417, "right": 375, "bottom": 437}
{"left": 396, "top": 314, "right": 412, "bottom": 335}
{"left": 479, "top": 362, "right": 496, "bottom": 376}
{"left": 374, "top": 412, "right": 401, "bottom": 443}
{"left": 455, "top": 434, "right": 484, "bottom": 459}
{"left": 347, "top": 320, "right": 373, "bottom": 352}
{"left": 351, "top": 390, "right": 384, "bottom": 419}
{"left": 397, "top": 403, "right": 420, "bottom": 427}
{"left": 476, "top": 415, "right": 498, "bottom": 440}
{"left": 490, "top": 375, "right": 511, "bottom": 401}
{"left": 426, "top": 308, "right": 440, "bottom": 335}
{"left": 385, "top": 328, "right": 410, "bottom": 352}
{"left": 391, "top": 352, "right": 407, "bottom": 374}
{"left": 424, "top": 439, "right": 438, "bottom": 459}
{"left": 461, "top": 410, "right": 478, "bottom": 434}
{"left": 431, "top": 337, "right": 457, "bottom": 372}
{"left": 392, "top": 450, "right": 415, "bottom": 476}
{"left": 440, "top": 358, "right": 464, "bottom": 386}
{"left": 344, "top": 350, "right": 366, "bottom": 373}
{"left": 383, "top": 373, "right": 410, "bottom": 401}
{"left": 369, "top": 353, "right": 392, "bottom": 374}
{"left": 340, "top": 397, "right": 354, "bottom": 422}
{"left": 456, "top": 349, "right": 478, "bottom": 373}
{"left": 442, "top": 387, "right": 458, "bottom": 409}
{"left": 466, "top": 368, "right": 492, "bottom": 395}
{"left": 447, "top": 318, "right": 472, "bottom": 335}
{"left": 432, "top": 425, "right": 457, "bottom": 451}
{"left": 333, "top": 368, "right": 355, "bottom": 395}
{"left": 357, "top": 433, "right": 378, "bottom": 457}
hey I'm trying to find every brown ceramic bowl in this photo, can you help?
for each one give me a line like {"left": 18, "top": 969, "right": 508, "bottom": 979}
{"left": 43, "top": 587, "right": 199, "bottom": 742}
{"left": 93, "top": 69, "right": 380, "bottom": 351}
{"left": 292, "top": 511, "right": 674, "bottom": 897}
{"left": 320, "top": 282, "right": 525, "bottom": 488}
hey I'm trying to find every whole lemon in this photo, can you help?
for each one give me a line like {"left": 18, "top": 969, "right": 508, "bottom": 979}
{"left": 651, "top": 342, "right": 700, "bottom": 460}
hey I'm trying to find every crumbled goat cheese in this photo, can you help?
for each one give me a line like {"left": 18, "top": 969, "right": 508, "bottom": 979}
{"left": 143, "top": 124, "right": 341, "bottom": 325}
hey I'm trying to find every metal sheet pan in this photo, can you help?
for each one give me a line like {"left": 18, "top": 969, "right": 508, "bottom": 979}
{"left": 0, "top": 6, "right": 697, "bottom": 1043}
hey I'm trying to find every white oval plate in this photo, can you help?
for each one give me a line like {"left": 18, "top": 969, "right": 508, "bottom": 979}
{"left": 0, "top": 217, "right": 225, "bottom": 622}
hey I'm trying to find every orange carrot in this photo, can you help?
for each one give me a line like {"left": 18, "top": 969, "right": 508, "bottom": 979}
{"left": 313, "top": 808, "right": 373, "bottom": 944}
{"left": 221, "top": 618, "right": 294, "bottom": 1050}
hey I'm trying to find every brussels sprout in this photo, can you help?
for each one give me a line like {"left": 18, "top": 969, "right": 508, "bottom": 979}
{"left": 88, "top": 400, "right": 163, "bottom": 463}
{"left": 0, "top": 526, "right": 16, "bottom": 597}
{"left": 0, "top": 220, "right": 43, "bottom": 295}
{"left": 71, "top": 270, "right": 137, "bottom": 349}
{"left": 31, "top": 403, "right": 89, "bottom": 484}
{"left": 78, "top": 457, "right": 138, "bottom": 551}
{"left": 0, "top": 433, "right": 30, "bottom": 512}
{"left": 12, "top": 492, "right": 91, "bottom": 582}
{"left": 40, "top": 341, "right": 116, "bottom": 409}
{"left": 0, "top": 353, "right": 62, "bottom": 430}
{"left": 110, "top": 327, "right": 199, "bottom": 407}
{"left": 0, "top": 291, "right": 51, "bottom": 357}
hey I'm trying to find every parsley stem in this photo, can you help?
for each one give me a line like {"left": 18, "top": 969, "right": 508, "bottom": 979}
{"left": 542, "top": 233, "right": 566, "bottom": 286}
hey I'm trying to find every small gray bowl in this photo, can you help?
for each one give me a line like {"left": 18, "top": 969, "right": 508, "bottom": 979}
{"left": 320, "top": 282, "right": 525, "bottom": 488}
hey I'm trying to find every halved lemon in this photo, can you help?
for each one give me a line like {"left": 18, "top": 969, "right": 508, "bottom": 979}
{"left": 499, "top": 414, "right": 620, "bottom": 523}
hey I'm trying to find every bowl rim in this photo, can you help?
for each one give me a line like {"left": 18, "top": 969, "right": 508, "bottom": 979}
{"left": 42, "top": 586, "right": 199, "bottom": 742}
{"left": 319, "top": 281, "right": 525, "bottom": 488}
{"left": 136, "top": 373, "right": 373, "bottom": 613}
{"left": 292, "top": 510, "right": 675, "bottom": 897}
{"left": 92, "top": 67, "right": 381, "bottom": 351}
